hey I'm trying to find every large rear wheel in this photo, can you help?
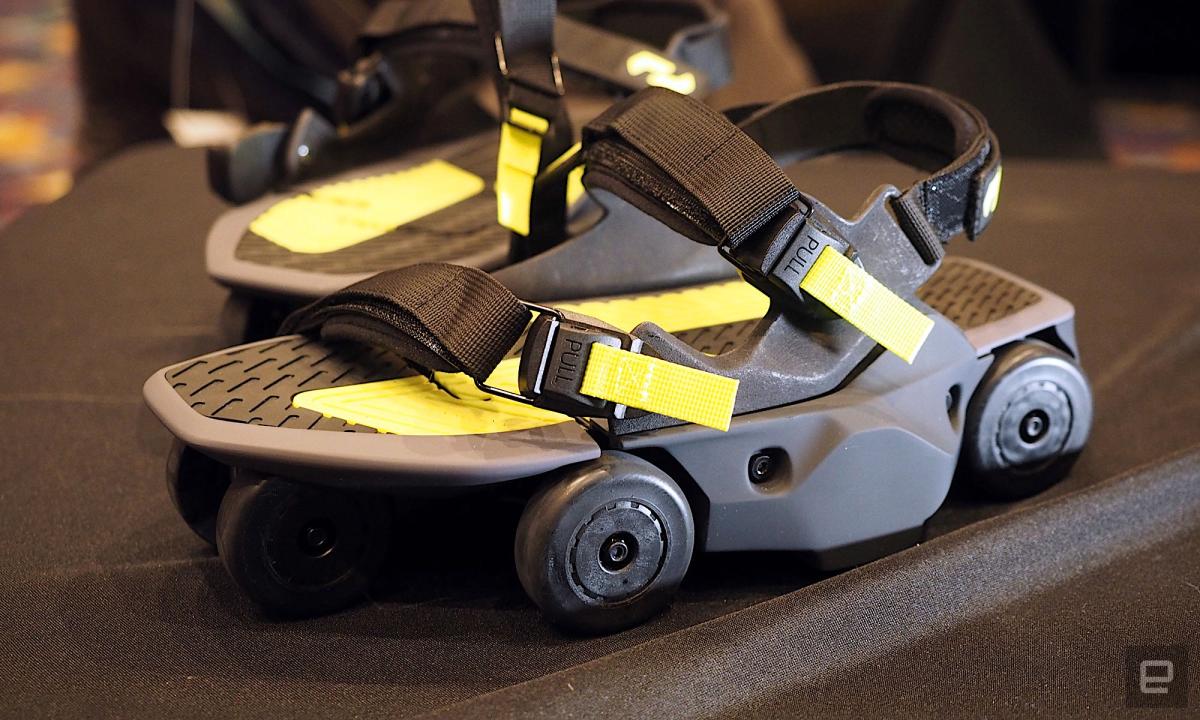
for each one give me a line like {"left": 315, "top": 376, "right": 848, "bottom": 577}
{"left": 964, "top": 340, "right": 1092, "bottom": 500}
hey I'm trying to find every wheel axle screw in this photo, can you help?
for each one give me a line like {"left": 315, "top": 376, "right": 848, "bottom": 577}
{"left": 300, "top": 522, "right": 336, "bottom": 556}
{"left": 1019, "top": 409, "right": 1050, "bottom": 443}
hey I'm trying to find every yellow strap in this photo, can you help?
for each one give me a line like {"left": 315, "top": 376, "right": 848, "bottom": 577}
{"left": 508, "top": 108, "right": 549, "bottom": 134}
{"left": 566, "top": 165, "right": 585, "bottom": 207}
{"left": 292, "top": 360, "right": 569, "bottom": 436}
{"left": 580, "top": 343, "right": 738, "bottom": 431}
{"left": 798, "top": 246, "right": 933, "bottom": 364}
{"left": 495, "top": 108, "right": 550, "bottom": 236}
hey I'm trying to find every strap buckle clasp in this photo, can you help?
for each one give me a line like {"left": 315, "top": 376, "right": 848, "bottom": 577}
{"left": 475, "top": 302, "right": 638, "bottom": 420}
{"left": 492, "top": 31, "right": 565, "bottom": 106}
{"left": 717, "top": 200, "right": 863, "bottom": 313}
{"left": 472, "top": 301, "right": 564, "bottom": 405}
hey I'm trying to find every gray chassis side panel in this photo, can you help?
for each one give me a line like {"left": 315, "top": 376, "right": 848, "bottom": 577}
{"left": 611, "top": 262, "right": 1079, "bottom": 554}
{"left": 616, "top": 315, "right": 989, "bottom": 553}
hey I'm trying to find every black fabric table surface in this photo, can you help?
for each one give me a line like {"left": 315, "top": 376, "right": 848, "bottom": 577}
{"left": 0, "top": 144, "right": 1197, "bottom": 718}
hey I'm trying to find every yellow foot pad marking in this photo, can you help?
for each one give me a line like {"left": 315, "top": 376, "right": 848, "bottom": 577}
{"left": 249, "top": 160, "right": 485, "bottom": 254}
{"left": 292, "top": 280, "right": 768, "bottom": 436}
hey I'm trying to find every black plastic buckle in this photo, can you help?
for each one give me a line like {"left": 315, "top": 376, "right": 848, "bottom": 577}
{"left": 491, "top": 31, "right": 565, "bottom": 121}
{"left": 473, "top": 301, "right": 560, "bottom": 405}
{"left": 718, "top": 200, "right": 857, "bottom": 312}
{"left": 474, "top": 302, "right": 637, "bottom": 419}
{"left": 333, "top": 52, "right": 399, "bottom": 125}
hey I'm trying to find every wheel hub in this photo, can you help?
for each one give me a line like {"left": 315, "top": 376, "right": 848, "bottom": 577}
{"left": 1019, "top": 409, "right": 1049, "bottom": 443}
{"left": 264, "top": 492, "right": 369, "bottom": 587}
{"left": 600, "top": 533, "right": 636, "bottom": 571}
{"left": 996, "top": 380, "right": 1071, "bottom": 468}
{"left": 299, "top": 521, "right": 337, "bottom": 558}
{"left": 569, "top": 500, "right": 666, "bottom": 603}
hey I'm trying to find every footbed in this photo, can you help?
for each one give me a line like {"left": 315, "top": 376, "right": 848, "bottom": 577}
{"left": 167, "top": 257, "right": 1040, "bottom": 435}
{"left": 233, "top": 133, "right": 507, "bottom": 274}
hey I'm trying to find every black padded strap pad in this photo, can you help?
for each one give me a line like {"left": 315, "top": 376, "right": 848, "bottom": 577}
{"left": 281, "top": 263, "right": 531, "bottom": 380}
{"left": 582, "top": 82, "right": 1000, "bottom": 265}
{"left": 739, "top": 81, "right": 1001, "bottom": 244}
{"left": 583, "top": 86, "right": 800, "bottom": 248}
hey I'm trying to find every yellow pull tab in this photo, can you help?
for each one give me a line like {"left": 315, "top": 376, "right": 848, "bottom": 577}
{"left": 495, "top": 108, "right": 550, "bottom": 236}
{"left": 798, "top": 246, "right": 934, "bottom": 364}
{"left": 580, "top": 343, "right": 739, "bottom": 431}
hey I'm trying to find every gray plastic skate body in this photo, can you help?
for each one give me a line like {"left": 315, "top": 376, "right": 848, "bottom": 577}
{"left": 617, "top": 314, "right": 986, "bottom": 557}
{"left": 609, "top": 181, "right": 1081, "bottom": 558}
{"left": 146, "top": 252, "right": 1078, "bottom": 562}
{"left": 206, "top": 131, "right": 735, "bottom": 302}
{"left": 612, "top": 186, "right": 937, "bottom": 435}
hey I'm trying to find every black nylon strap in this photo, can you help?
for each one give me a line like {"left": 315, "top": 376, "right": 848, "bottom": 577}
{"left": 867, "top": 85, "right": 999, "bottom": 243}
{"left": 737, "top": 82, "right": 1000, "bottom": 243}
{"left": 471, "top": 0, "right": 564, "bottom": 121}
{"left": 280, "top": 263, "right": 530, "bottom": 380}
{"left": 892, "top": 194, "right": 945, "bottom": 264}
{"left": 360, "top": 1, "right": 721, "bottom": 96}
{"left": 468, "top": 0, "right": 576, "bottom": 258}
{"left": 195, "top": 0, "right": 340, "bottom": 107}
{"left": 582, "top": 82, "right": 1000, "bottom": 266}
{"left": 583, "top": 87, "right": 800, "bottom": 248}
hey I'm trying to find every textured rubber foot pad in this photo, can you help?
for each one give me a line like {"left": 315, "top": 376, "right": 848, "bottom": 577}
{"left": 232, "top": 134, "right": 505, "bottom": 274}
{"left": 170, "top": 280, "right": 768, "bottom": 436}
{"left": 170, "top": 258, "right": 1044, "bottom": 438}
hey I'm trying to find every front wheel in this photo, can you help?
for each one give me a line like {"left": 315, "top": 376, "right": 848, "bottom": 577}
{"left": 964, "top": 340, "right": 1092, "bottom": 500}
{"left": 166, "top": 440, "right": 230, "bottom": 547}
{"left": 515, "top": 452, "right": 694, "bottom": 635}
{"left": 216, "top": 470, "right": 393, "bottom": 616}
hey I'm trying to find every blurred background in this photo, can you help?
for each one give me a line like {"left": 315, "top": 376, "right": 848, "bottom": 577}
{"left": 1, "top": 0, "right": 1197, "bottom": 228}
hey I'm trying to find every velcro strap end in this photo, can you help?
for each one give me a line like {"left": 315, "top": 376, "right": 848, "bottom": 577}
{"left": 580, "top": 343, "right": 739, "bottom": 431}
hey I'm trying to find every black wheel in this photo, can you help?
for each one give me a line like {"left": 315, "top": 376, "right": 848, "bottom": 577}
{"left": 215, "top": 470, "right": 393, "bottom": 616}
{"left": 515, "top": 451, "right": 694, "bottom": 634}
{"left": 964, "top": 340, "right": 1092, "bottom": 500}
{"left": 218, "top": 293, "right": 295, "bottom": 345}
{"left": 166, "top": 439, "right": 231, "bottom": 547}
